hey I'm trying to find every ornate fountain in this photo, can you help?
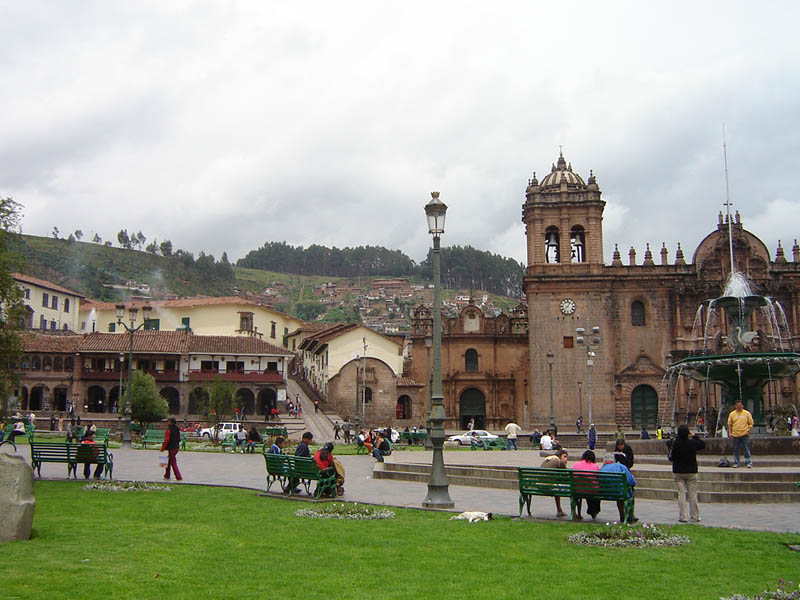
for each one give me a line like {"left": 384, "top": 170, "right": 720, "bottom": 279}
{"left": 666, "top": 271, "right": 800, "bottom": 429}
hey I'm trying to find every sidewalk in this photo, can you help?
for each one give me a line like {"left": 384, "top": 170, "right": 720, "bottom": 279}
{"left": 16, "top": 445, "right": 800, "bottom": 534}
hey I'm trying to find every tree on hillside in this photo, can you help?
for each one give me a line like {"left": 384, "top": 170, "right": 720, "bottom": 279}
{"left": 117, "top": 229, "right": 132, "bottom": 249}
{"left": 294, "top": 300, "right": 326, "bottom": 321}
{"left": 135, "top": 231, "right": 146, "bottom": 250}
{"left": 130, "top": 369, "right": 169, "bottom": 428}
{"left": 321, "top": 305, "right": 361, "bottom": 324}
{"left": 0, "top": 198, "right": 24, "bottom": 417}
{"left": 92, "top": 233, "right": 102, "bottom": 244}
{"left": 146, "top": 240, "right": 158, "bottom": 254}
{"left": 74, "top": 229, "right": 83, "bottom": 241}
{"left": 160, "top": 240, "right": 173, "bottom": 256}
{"left": 51, "top": 226, "right": 59, "bottom": 239}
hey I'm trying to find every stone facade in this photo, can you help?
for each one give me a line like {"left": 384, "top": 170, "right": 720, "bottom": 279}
{"left": 522, "top": 152, "right": 800, "bottom": 430}
{"left": 409, "top": 301, "right": 529, "bottom": 430}
{"left": 328, "top": 357, "right": 424, "bottom": 428}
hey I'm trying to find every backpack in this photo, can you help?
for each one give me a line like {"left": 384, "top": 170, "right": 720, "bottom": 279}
{"left": 717, "top": 457, "right": 731, "bottom": 468}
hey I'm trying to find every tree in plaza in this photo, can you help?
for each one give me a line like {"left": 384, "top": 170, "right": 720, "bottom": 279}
{"left": 0, "top": 198, "right": 25, "bottom": 417}
{"left": 129, "top": 369, "right": 169, "bottom": 429}
{"left": 205, "top": 377, "right": 235, "bottom": 427}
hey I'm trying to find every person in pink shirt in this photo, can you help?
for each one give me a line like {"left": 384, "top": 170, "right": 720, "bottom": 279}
{"left": 571, "top": 450, "right": 600, "bottom": 520}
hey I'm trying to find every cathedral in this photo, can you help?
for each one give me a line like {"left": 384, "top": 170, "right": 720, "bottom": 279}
{"left": 412, "top": 152, "right": 800, "bottom": 430}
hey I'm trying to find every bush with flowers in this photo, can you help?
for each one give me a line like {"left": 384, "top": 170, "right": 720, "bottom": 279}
{"left": 720, "top": 579, "right": 800, "bottom": 600}
{"left": 84, "top": 480, "right": 172, "bottom": 492}
{"left": 567, "top": 522, "right": 690, "bottom": 547}
{"left": 295, "top": 502, "right": 395, "bottom": 520}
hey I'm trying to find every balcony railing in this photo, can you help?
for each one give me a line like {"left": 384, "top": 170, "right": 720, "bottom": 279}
{"left": 82, "top": 368, "right": 181, "bottom": 382}
{"left": 187, "top": 369, "right": 285, "bottom": 384}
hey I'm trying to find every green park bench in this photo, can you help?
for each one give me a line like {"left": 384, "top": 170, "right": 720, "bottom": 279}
{"left": 262, "top": 453, "right": 337, "bottom": 499}
{"left": 517, "top": 467, "right": 634, "bottom": 523}
{"left": 262, "top": 427, "right": 289, "bottom": 438}
{"left": 95, "top": 427, "right": 110, "bottom": 442}
{"left": 3, "top": 423, "right": 33, "bottom": 444}
{"left": 142, "top": 429, "right": 187, "bottom": 450}
{"left": 29, "top": 440, "right": 113, "bottom": 479}
{"left": 221, "top": 433, "right": 248, "bottom": 452}
{"left": 471, "top": 437, "right": 504, "bottom": 450}
{"left": 400, "top": 431, "right": 427, "bottom": 445}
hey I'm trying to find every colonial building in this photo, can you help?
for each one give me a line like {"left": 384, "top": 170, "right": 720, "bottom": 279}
{"left": 522, "top": 152, "right": 800, "bottom": 429}
{"left": 406, "top": 152, "right": 800, "bottom": 431}
{"left": 80, "top": 296, "right": 307, "bottom": 347}
{"left": 11, "top": 330, "right": 293, "bottom": 419}
{"left": 13, "top": 273, "right": 83, "bottom": 332}
{"left": 291, "top": 323, "right": 423, "bottom": 426}
{"left": 409, "top": 300, "right": 529, "bottom": 430}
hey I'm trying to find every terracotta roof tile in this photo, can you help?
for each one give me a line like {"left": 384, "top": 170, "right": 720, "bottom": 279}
{"left": 188, "top": 335, "right": 293, "bottom": 356}
{"left": 13, "top": 273, "right": 84, "bottom": 298}
{"left": 79, "top": 331, "right": 190, "bottom": 353}
{"left": 21, "top": 332, "right": 82, "bottom": 353}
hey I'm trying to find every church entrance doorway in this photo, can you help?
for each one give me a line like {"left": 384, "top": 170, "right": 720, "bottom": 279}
{"left": 459, "top": 388, "right": 486, "bottom": 429}
{"left": 631, "top": 384, "right": 658, "bottom": 430}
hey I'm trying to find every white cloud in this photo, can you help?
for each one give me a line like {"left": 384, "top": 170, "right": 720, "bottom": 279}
{"left": 3, "top": 1, "right": 800, "bottom": 271}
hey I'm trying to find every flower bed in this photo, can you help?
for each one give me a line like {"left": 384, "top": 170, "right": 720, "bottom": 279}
{"left": 84, "top": 480, "right": 172, "bottom": 492}
{"left": 295, "top": 502, "right": 395, "bottom": 520}
{"left": 721, "top": 579, "right": 799, "bottom": 600}
{"left": 568, "top": 522, "right": 690, "bottom": 548}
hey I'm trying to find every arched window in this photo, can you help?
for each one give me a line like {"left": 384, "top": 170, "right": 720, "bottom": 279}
{"left": 64, "top": 298, "right": 70, "bottom": 313}
{"left": 31, "top": 356, "right": 41, "bottom": 370}
{"left": 631, "top": 301, "right": 646, "bottom": 326}
{"left": 64, "top": 356, "right": 74, "bottom": 371}
{"left": 465, "top": 349, "right": 479, "bottom": 372}
{"left": 21, "top": 356, "right": 30, "bottom": 369}
{"left": 544, "top": 226, "right": 560, "bottom": 263}
{"left": 43, "top": 356, "right": 52, "bottom": 371}
{"left": 364, "top": 387, "right": 373, "bottom": 404}
{"left": 570, "top": 225, "right": 586, "bottom": 263}
{"left": 54, "top": 357, "right": 63, "bottom": 371}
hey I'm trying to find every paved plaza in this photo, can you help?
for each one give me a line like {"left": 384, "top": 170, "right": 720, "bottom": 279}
{"left": 16, "top": 444, "right": 799, "bottom": 534}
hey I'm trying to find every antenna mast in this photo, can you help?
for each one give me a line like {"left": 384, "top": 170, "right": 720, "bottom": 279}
{"left": 723, "top": 124, "right": 735, "bottom": 276}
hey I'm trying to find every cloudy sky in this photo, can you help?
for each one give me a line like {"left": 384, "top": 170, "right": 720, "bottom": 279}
{"left": 3, "top": 1, "right": 800, "bottom": 267}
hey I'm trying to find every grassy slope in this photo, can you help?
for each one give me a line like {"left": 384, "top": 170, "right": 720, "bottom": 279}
{"left": 2, "top": 482, "right": 797, "bottom": 600}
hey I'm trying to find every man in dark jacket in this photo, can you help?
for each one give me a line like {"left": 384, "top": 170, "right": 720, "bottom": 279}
{"left": 667, "top": 424, "right": 705, "bottom": 522}
{"left": 287, "top": 432, "right": 313, "bottom": 493}
{"left": 613, "top": 438, "right": 635, "bottom": 469}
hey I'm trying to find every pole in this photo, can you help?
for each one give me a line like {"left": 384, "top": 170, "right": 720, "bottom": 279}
{"left": 354, "top": 356, "right": 360, "bottom": 432}
{"left": 547, "top": 352, "right": 555, "bottom": 432}
{"left": 587, "top": 355, "right": 593, "bottom": 426}
{"left": 123, "top": 326, "right": 134, "bottom": 448}
{"left": 423, "top": 232, "right": 453, "bottom": 508}
{"left": 578, "top": 381, "right": 583, "bottom": 423}
{"left": 361, "top": 337, "right": 367, "bottom": 426}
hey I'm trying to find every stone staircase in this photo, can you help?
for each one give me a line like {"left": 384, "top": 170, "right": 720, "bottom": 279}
{"left": 374, "top": 461, "right": 800, "bottom": 503}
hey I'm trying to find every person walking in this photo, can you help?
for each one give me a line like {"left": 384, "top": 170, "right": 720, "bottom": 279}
{"left": 504, "top": 421, "right": 521, "bottom": 450}
{"left": 575, "top": 416, "right": 584, "bottom": 433}
{"left": 343, "top": 419, "right": 351, "bottom": 444}
{"left": 314, "top": 399, "right": 319, "bottom": 413}
{"left": 667, "top": 424, "right": 705, "bottom": 522}
{"left": 161, "top": 417, "right": 183, "bottom": 481}
{"left": 333, "top": 421, "right": 341, "bottom": 440}
{"left": 727, "top": 400, "right": 754, "bottom": 468}
{"left": 587, "top": 424, "right": 597, "bottom": 450}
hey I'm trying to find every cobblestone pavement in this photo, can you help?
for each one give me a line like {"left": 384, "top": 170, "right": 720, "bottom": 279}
{"left": 17, "top": 445, "right": 800, "bottom": 534}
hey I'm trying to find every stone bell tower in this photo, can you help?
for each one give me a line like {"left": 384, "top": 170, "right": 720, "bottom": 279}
{"left": 521, "top": 151, "right": 605, "bottom": 273}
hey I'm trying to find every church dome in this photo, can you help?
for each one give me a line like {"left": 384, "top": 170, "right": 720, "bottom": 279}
{"left": 539, "top": 152, "right": 586, "bottom": 189}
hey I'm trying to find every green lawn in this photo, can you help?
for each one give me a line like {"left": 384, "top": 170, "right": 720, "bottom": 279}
{"left": 3, "top": 482, "right": 797, "bottom": 599}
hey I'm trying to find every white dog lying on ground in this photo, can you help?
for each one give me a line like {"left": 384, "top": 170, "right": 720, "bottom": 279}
{"left": 450, "top": 511, "right": 493, "bottom": 522}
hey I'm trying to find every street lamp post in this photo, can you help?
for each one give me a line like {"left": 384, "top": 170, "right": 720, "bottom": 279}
{"left": 115, "top": 303, "right": 152, "bottom": 448}
{"left": 547, "top": 351, "right": 555, "bottom": 432}
{"left": 361, "top": 336, "right": 367, "bottom": 427}
{"left": 422, "top": 191, "right": 453, "bottom": 508}
{"left": 576, "top": 325, "right": 601, "bottom": 425}
{"left": 578, "top": 381, "right": 583, "bottom": 424}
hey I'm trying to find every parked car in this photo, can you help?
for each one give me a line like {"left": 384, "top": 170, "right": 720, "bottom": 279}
{"left": 198, "top": 422, "right": 243, "bottom": 440}
{"left": 447, "top": 430, "right": 500, "bottom": 446}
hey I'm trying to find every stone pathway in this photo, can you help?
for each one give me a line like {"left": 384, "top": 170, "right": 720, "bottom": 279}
{"left": 16, "top": 445, "right": 800, "bottom": 534}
